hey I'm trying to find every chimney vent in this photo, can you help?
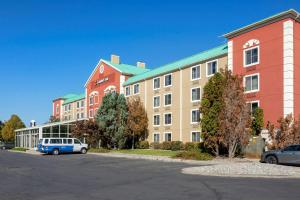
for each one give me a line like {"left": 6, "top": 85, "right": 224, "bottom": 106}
{"left": 30, "top": 120, "right": 36, "bottom": 127}
{"left": 111, "top": 54, "right": 120, "bottom": 64}
{"left": 137, "top": 61, "right": 146, "bottom": 68}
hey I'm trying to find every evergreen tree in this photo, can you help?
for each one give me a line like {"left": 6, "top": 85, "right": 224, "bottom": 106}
{"left": 1, "top": 115, "right": 25, "bottom": 142}
{"left": 0, "top": 120, "right": 4, "bottom": 141}
{"left": 251, "top": 108, "right": 264, "bottom": 136}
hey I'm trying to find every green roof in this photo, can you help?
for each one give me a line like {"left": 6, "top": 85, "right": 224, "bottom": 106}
{"left": 223, "top": 9, "right": 299, "bottom": 38}
{"left": 102, "top": 59, "right": 150, "bottom": 75}
{"left": 62, "top": 93, "right": 85, "bottom": 105}
{"left": 124, "top": 44, "right": 228, "bottom": 86}
{"left": 61, "top": 94, "right": 78, "bottom": 99}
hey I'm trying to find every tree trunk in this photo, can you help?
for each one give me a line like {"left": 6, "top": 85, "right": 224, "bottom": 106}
{"left": 228, "top": 142, "right": 237, "bottom": 158}
{"left": 132, "top": 132, "right": 135, "bottom": 150}
{"left": 214, "top": 144, "right": 219, "bottom": 157}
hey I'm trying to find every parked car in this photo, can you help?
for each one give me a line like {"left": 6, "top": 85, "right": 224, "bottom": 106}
{"left": 0, "top": 141, "right": 15, "bottom": 150}
{"left": 260, "top": 144, "right": 300, "bottom": 165}
{"left": 38, "top": 138, "right": 88, "bottom": 155}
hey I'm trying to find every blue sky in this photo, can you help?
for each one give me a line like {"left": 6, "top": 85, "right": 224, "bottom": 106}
{"left": 0, "top": 0, "right": 299, "bottom": 126}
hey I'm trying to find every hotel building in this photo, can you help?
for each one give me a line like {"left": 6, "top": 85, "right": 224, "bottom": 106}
{"left": 16, "top": 9, "right": 300, "bottom": 147}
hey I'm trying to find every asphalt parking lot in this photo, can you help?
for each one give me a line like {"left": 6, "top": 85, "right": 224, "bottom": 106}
{"left": 0, "top": 151, "right": 300, "bottom": 200}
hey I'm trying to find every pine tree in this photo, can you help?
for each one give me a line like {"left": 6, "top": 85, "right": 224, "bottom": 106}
{"left": 1, "top": 115, "right": 25, "bottom": 142}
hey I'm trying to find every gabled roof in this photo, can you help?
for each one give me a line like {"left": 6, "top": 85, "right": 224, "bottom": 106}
{"left": 52, "top": 93, "right": 77, "bottom": 102}
{"left": 224, "top": 9, "right": 300, "bottom": 39}
{"left": 123, "top": 44, "right": 228, "bottom": 86}
{"left": 84, "top": 59, "right": 150, "bottom": 87}
{"left": 62, "top": 93, "right": 85, "bottom": 105}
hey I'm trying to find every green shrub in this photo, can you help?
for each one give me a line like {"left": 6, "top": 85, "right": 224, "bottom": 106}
{"left": 161, "top": 141, "right": 172, "bottom": 150}
{"left": 150, "top": 142, "right": 161, "bottom": 149}
{"left": 11, "top": 147, "right": 28, "bottom": 152}
{"left": 137, "top": 141, "right": 149, "bottom": 149}
{"left": 183, "top": 142, "right": 204, "bottom": 151}
{"left": 170, "top": 141, "right": 183, "bottom": 151}
{"left": 88, "top": 148, "right": 110, "bottom": 153}
{"left": 173, "top": 151, "right": 213, "bottom": 160}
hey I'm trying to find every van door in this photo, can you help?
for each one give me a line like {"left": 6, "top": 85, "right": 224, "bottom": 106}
{"left": 73, "top": 139, "right": 82, "bottom": 152}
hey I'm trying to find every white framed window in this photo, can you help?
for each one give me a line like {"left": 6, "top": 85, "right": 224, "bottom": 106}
{"left": 247, "top": 100, "right": 260, "bottom": 114}
{"left": 89, "top": 109, "right": 94, "bottom": 118}
{"left": 164, "top": 93, "right": 172, "bottom": 106}
{"left": 94, "top": 109, "right": 98, "bottom": 117}
{"left": 244, "top": 46, "right": 259, "bottom": 67}
{"left": 244, "top": 73, "right": 259, "bottom": 93}
{"left": 153, "top": 133, "right": 160, "bottom": 142}
{"left": 77, "top": 113, "right": 80, "bottom": 119}
{"left": 133, "top": 84, "right": 139, "bottom": 94}
{"left": 64, "top": 105, "right": 68, "bottom": 112}
{"left": 153, "top": 96, "right": 160, "bottom": 108}
{"left": 56, "top": 105, "right": 59, "bottom": 113}
{"left": 191, "top": 87, "right": 201, "bottom": 102}
{"left": 68, "top": 104, "right": 71, "bottom": 110}
{"left": 191, "top": 131, "right": 201, "bottom": 142}
{"left": 77, "top": 101, "right": 80, "bottom": 109}
{"left": 89, "top": 96, "right": 94, "bottom": 105}
{"left": 191, "top": 109, "right": 200, "bottom": 124}
{"left": 206, "top": 60, "right": 218, "bottom": 77}
{"left": 125, "top": 86, "right": 131, "bottom": 96}
{"left": 80, "top": 112, "right": 84, "bottom": 119}
{"left": 191, "top": 65, "right": 201, "bottom": 80}
{"left": 164, "top": 73, "right": 172, "bottom": 87}
{"left": 164, "top": 113, "right": 172, "bottom": 125}
{"left": 153, "top": 77, "right": 160, "bottom": 90}
{"left": 153, "top": 114, "right": 160, "bottom": 126}
{"left": 94, "top": 95, "right": 99, "bottom": 104}
{"left": 164, "top": 132, "right": 172, "bottom": 141}
{"left": 81, "top": 100, "right": 85, "bottom": 107}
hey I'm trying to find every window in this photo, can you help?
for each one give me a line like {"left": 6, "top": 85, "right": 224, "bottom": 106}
{"left": 191, "top": 65, "right": 201, "bottom": 80}
{"left": 153, "top": 115, "right": 160, "bottom": 126}
{"left": 153, "top": 96, "right": 160, "bottom": 108}
{"left": 74, "top": 139, "right": 81, "bottom": 144}
{"left": 283, "top": 145, "right": 299, "bottom": 152}
{"left": 77, "top": 102, "right": 80, "bottom": 109}
{"left": 245, "top": 74, "right": 259, "bottom": 92}
{"left": 248, "top": 101, "right": 259, "bottom": 114}
{"left": 89, "top": 96, "right": 94, "bottom": 105}
{"left": 164, "top": 74, "right": 172, "bottom": 87}
{"left": 94, "top": 109, "right": 98, "bottom": 117}
{"left": 164, "top": 94, "right": 172, "bottom": 106}
{"left": 44, "top": 139, "right": 49, "bottom": 144}
{"left": 81, "top": 112, "right": 84, "bottom": 119}
{"left": 68, "top": 104, "right": 71, "bottom": 110}
{"left": 133, "top": 84, "right": 139, "bottom": 94}
{"left": 154, "top": 133, "right": 160, "bottom": 142}
{"left": 191, "top": 87, "right": 201, "bottom": 102}
{"left": 77, "top": 113, "right": 80, "bottom": 119}
{"left": 191, "top": 110, "right": 200, "bottom": 124}
{"left": 67, "top": 139, "right": 73, "bottom": 144}
{"left": 56, "top": 105, "right": 59, "bottom": 113}
{"left": 63, "top": 139, "right": 67, "bottom": 144}
{"left": 206, "top": 60, "right": 218, "bottom": 76}
{"left": 50, "top": 139, "right": 62, "bottom": 144}
{"left": 89, "top": 109, "right": 94, "bottom": 118}
{"left": 81, "top": 100, "right": 85, "bottom": 107}
{"left": 191, "top": 132, "right": 201, "bottom": 142}
{"left": 153, "top": 77, "right": 160, "bottom": 89}
{"left": 164, "top": 132, "right": 172, "bottom": 141}
{"left": 244, "top": 47, "right": 259, "bottom": 66}
{"left": 164, "top": 113, "right": 172, "bottom": 125}
{"left": 125, "top": 86, "right": 131, "bottom": 96}
{"left": 94, "top": 95, "right": 99, "bottom": 104}
{"left": 64, "top": 105, "right": 68, "bottom": 112}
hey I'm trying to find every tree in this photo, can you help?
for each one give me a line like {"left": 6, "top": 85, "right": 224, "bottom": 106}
{"left": 251, "top": 108, "right": 264, "bottom": 136}
{"left": 0, "top": 120, "right": 4, "bottom": 141}
{"left": 267, "top": 114, "right": 300, "bottom": 149}
{"left": 1, "top": 115, "right": 25, "bottom": 142}
{"left": 127, "top": 97, "right": 148, "bottom": 149}
{"left": 72, "top": 119, "right": 103, "bottom": 148}
{"left": 96, "top": 92, "right": 128, "bottom": 149}
{"left": 218, "top": 70, "right": 251, "bottom": 158}
{"left": 48, "top": 115, "right": 60, "bottom": 123}
{"left": 200, "top": 72, "right": 225, "bottom": 156}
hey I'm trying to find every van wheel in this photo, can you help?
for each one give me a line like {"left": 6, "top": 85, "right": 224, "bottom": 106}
{"left": 81, "top": 148, "right": 87, "bottom": 154}
{"left": 52, "top": 149, "right": 59, "bottom": 155}
{"left": 266, "top": 155, "right": 278, "bottom": 164}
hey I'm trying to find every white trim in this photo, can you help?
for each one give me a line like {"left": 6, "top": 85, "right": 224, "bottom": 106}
{"left": 190, "top": 109, "right": 200, "bottom": 124}
{"left": 246, "top": 100, "right": 260, "bottom": 113}
{"left": 243, "top": 46, "right": 260, "bottom": 67}
{"left": 228, "top": 40, "right": 233, "bottom": 71}
{"left": 190, "top": 131, "right": 202, "bottom": 142}
{"left": 89, "top": 109, "right": 94, "bottom": 119}
{"left": 206, "top": 59, "right": 218, "bottom": 77}
{"left": 191, "top": 87, "right": 201, "bottom": 102}
{"left": 144, "top": 81, "right": 147, "bottom": 108}
{"left": 153, "top": 132, "right": 160, "bottom": 143}
{"left": 153, "top": 95, "right": 160, "bottom": 108}
{"left": 85, "top": 88, "right": 88, "bottom": 119}
{"left": 120, "top": 75, "right": 125, "bottom": 94}
{"left": 163, "top": 132, "right": 172, "bottom": 142}
{"left": 163, "top": 93, "right": 172, "bottom": 107}
{"left": 133, "top": 83, "right": 140, "bottom": 95}
{"left": 179, "top": 69, "right": 183, "bottom": 141}
{"left": 283, "top": 20, "right": 294, "bottom": 117}
{"left": 125, "top": 86, "right": 131, "bottom": 97}
{"left": 243, "top": 39, "right": 260, "bottom": 49}
{"left": 164, "top": 73, "right": 172, "bottom": 87}
{"left": 153, "top": 77, "right": 160, "bottom": 90}
{"left": 190, "top": 64, "right": 201, "bottom": 81}
{"left": 243, "top": 73, "right": 260, "bottom": 93}
{"left": 153, "top": 114, "right": 160, "bottom": 127}
{"left": 163, "top": 112, "right": 172, "bottom": 126}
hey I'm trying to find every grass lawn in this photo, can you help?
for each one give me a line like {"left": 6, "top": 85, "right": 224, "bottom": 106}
{"left": 110, "top": 149, "right": 178, "bottom": 157}
{"left": 11, "top": 147, "right": 28, "bottom": 152}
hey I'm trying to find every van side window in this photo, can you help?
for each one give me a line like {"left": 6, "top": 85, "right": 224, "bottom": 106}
{"left": 45, "top": 139, "right": 49, "bottom": 144}
{"left": 63, "top": 139, "right": 67, "bottom": 144}
{"left": 67, "top": 139, "right": 73, "bottom": 144}
{"left": 74, "top": 139, "right": 81, "bottom": 144}
{"left": 50, "top": 139, "right": 62, "bottom": 144}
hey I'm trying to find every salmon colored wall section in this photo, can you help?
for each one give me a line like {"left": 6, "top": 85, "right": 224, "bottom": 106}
{"left": 231, "top": 19, "right": 288, "bottom": 125}
{"left": 294, "top": 21, "right": 300, "bottom": 118}
{"left": 53, "top": 99, "right": 61, "bottom": 119}
{"left": 85, "top": 62, "right": 122, "bottom": 117}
